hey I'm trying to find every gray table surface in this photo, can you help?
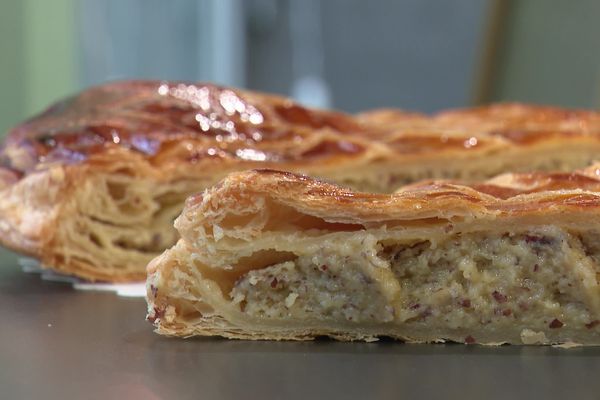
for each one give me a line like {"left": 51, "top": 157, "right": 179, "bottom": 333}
{"left": 2, "top": 250, "right": 600, "bottom": 400}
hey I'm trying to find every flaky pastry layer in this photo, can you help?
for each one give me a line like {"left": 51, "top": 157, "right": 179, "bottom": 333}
{"left": 147, "top": 167, "right": 600, "bottom": 344}
{"left": 3, "top": 80, "right": 600, "bottom": 281}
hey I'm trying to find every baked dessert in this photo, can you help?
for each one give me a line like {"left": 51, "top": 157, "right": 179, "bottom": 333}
{"left": 2, "top": 80, "right": 600, "bottom": 281}
{"left": 147, "top": 167, "right": 600, "bottom": 344}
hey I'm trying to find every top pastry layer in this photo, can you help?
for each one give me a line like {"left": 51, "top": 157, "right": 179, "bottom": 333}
{"left": 3, "top": 80, "right": 600, "bottom": 183}
{"left": 179, "top": 165, "right": 600, "bottom": 236}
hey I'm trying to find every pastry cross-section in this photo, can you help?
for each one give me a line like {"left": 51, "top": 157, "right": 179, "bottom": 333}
{"left": 147, "top": 167, "right": 600, "bottom": 344}
{"left": 2, "top": 80, "right": 600, "bottom": 281}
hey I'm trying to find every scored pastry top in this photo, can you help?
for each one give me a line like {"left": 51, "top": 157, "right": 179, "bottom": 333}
{"left": 3, "top": 80, "right": 600, "bottom": 181}
{"left": 0, "top": 81, "right": 364, "bottom": 178}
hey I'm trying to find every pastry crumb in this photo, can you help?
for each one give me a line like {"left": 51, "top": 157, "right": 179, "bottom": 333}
{"left": 231, "top": 292, "right": 245, "bottom": 304}
{"left": 285, "top": 292, "right": 299, "bottom": 308}
{"left": 520, "top": 329, "right": 548, "bottom": 344}
{"left": 552, "top": 342, "right": 582, "bottom": 349}
{"left": 164, "top": 305, "right": 177, "bottom": 323}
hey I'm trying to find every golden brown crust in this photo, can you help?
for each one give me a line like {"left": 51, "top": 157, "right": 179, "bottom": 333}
{"left": 0, "top": 80, "right": 366, "bottom": 179}
{"left": 147, "top": 165, "right": 600, "bottom": 343}
{"left": 182, "top": 166, "right": 600, "bottom": 228}
{"left": 4, "top": 82, "right": 600, "bottom": 183}
{"left": 434, "top": 102, "right": 600, "bottom": 134}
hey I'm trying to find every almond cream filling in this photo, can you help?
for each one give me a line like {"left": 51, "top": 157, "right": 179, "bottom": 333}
{"left": 227, "top": 227, "right": 600, "bottom": 339}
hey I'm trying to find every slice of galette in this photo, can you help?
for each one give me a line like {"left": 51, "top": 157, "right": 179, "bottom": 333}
{"left": 147, "top": 167, "right": 600, "bottom": 344}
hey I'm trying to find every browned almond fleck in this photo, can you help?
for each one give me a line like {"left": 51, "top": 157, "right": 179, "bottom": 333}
{"left": 492, "top": 291, "right": 507, "bottom": 303}
{"left": 270, "top": 278, "right": 278, "bottom": 288}
{"left": 147, "top": 306, "right": 165, "bottom": 323}
{"left": 420, "top": 307, "right": 432, "bottom": 318}
{"left": 585, "top": 320, "right": 600, "bottom": 329}
{"left": 549, "top": 318, "right": 564, "bottom": 329}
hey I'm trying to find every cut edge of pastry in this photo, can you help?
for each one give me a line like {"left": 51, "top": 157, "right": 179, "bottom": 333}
{"left": 0, "top": 150, "right": 209, "bottom": 282}
{"left": 146, "top": 167, "right": 600, "bottom": 344}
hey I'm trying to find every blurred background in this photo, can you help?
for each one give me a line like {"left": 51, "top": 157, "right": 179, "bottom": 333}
{"left": 1, "top": 0, "right": 600, "bottom": 136}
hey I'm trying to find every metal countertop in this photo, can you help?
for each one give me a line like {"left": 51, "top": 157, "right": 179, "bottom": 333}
{"left": 2, "top": 251, "right": 600, "bottom": 400}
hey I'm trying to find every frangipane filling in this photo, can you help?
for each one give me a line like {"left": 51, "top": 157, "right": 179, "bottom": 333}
{"left": 229, "top": 227, "right": 600, "bottom": 332}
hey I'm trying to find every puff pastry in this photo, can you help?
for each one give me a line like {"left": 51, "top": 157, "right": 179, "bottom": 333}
{"left": 147, "top": 167, "right": 600, "bottom": 344}
{"left": 2, "top": 80, "right": 600, "bottom": 281}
